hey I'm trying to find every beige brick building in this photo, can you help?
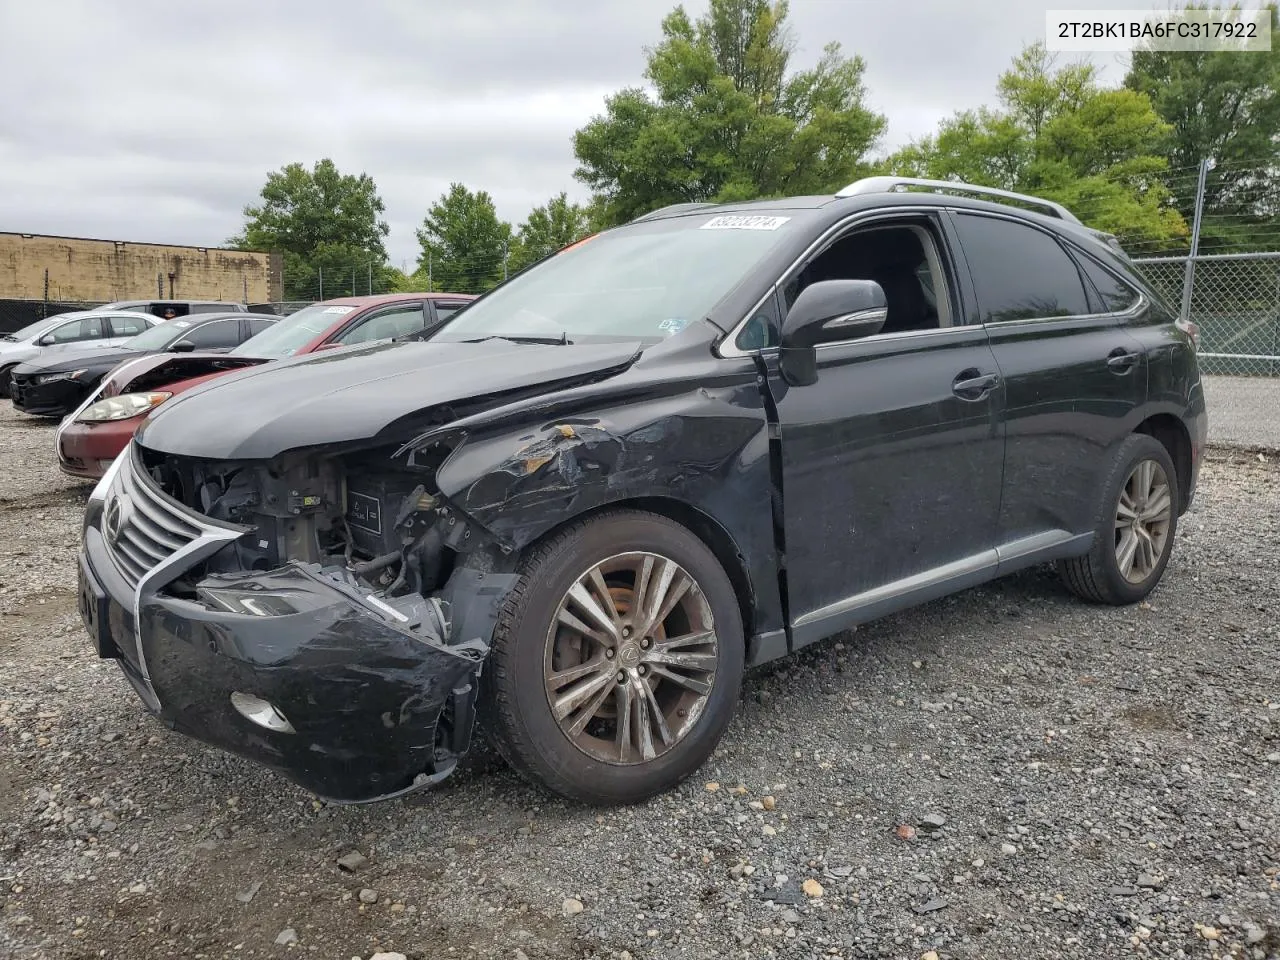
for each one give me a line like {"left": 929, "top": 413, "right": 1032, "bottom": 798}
{"left": 0, "top": 232, "right": 282, "bottom": 303}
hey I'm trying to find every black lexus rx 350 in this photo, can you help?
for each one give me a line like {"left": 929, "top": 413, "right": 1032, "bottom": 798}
{"left": 77, "top": 178, "right": 1208, "bottom": 805}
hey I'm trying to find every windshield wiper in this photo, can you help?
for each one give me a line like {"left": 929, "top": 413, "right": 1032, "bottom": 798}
{"left": 1, "top": 335, "right": 18, "bottom": 342}
{"left": 463, "top": 333, "right": 574, "bottom": 346}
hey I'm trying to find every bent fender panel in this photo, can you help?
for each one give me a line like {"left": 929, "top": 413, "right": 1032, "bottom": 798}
{"left": 430, "top": 383, "right": 785, "bottom": 637}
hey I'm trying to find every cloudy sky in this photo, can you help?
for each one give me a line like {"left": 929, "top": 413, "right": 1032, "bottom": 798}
{"left": 0, "top": 0, "right": 1148, "bottom": 267}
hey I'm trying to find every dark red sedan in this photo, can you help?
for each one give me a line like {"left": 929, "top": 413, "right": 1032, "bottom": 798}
{"left": 56, "top": 293, "right": 473, "bottom": 480}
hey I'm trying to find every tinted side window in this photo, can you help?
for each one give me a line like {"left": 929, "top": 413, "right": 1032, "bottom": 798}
{"left": 1076, "top": 255, "right": 1139, "bottom": 313}
{"left": 953, "top": 214, "right": 1091, "bottom": 323}
{"left": 246, "top": 318, "right": 276, "bottom": 336}
{"left": 179, "top": 319, "right": 242, "bottom": 349}
{"left": 191, "top": 303, "right": 234, "bottom": 314}
{"left": 338, "top": 305, "right": 426, "bottom": 345}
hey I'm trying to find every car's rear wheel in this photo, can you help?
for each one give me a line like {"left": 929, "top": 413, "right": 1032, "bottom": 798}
{"left": 482, "top": 510, "right": 744, "bottom": 805}
{"left": 1057, "top": 433, "right": 1179, "bottom": 605}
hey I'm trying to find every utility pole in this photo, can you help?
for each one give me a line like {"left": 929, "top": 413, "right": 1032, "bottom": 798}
{"left": 318, "top": 266, "right": 324, "bottom": 301}
{"left": 368, "top": 261, "right": 373, "bottom": 295}
{"left": 1179, "top": 157, "right": 1210, "bottom": 324}
{"left": 502, "top": 238, "right": 509, "bottom": 282}
{"left": 427, "top": 252, "right": 433, "bottom": 293}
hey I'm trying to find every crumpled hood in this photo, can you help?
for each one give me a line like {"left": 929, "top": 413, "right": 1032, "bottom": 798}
{"left": 136, "top": 338, "right": 643, "bottom": 460}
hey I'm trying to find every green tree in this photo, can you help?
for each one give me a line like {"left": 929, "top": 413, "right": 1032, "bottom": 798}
{"left": 1125, "top": 4, "right": 1280, "bottom": 250}
{"left": 573, "top": 0, "right": 886, "bottom": 225}
{"left": 885, "top": 42, "right": 1187, "bottom": 251}
{"left": 510, "top": 193, "right": 593, "bottom": 271}
{"left": 416, "top": 184, "right": 513, "bottom": 294}
{"left": 229, "top": 159, "right": 390, "bottom": 300}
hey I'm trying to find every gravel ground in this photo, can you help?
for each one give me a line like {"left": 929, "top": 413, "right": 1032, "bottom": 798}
{"left": 1, "top": 403, "right": 1278, "bottom": 960}
{"left": 1203, "top": 377, "right": 1280, "bottom": 450}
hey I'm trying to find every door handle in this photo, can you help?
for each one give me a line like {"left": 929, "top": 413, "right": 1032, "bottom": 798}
{"left": 1107, "top": 348, "right": 1141, "bottom": 372}
{"left": 952, "top": 369, "right": 1000, "bottom": 400}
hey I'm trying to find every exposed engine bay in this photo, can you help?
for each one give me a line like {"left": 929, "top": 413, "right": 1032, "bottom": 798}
{"left": 134, "top": 442, "right": 469, "bottom": 603}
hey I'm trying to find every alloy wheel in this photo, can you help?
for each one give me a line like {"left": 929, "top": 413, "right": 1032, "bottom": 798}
{"left": 543, "top": 552, "right": 719, "bottom": 765}
{"left": 1114, "top": 458, "right": 1173, "bottom": 583}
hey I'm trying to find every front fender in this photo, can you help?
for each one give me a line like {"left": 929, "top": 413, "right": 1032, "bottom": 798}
{"left": 414, "top": 379, "right": 787, "bottom": 642}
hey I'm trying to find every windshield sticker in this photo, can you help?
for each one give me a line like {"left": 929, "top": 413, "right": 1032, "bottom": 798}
{"left": 700, "top": 214, "right": 791, "bottom": 231}
{"left": 658, "top": 317, "right": 689, "bottom": 336}
{"left": 322, "top": 306, "right": 356, "bottom": 315}
{"left": 172, "top": 321, "right": 191, "bottom": 328}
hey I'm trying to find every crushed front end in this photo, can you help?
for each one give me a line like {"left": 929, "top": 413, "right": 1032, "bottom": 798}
{"left": 77, "top": 440, "right": 516, "bottom": 803}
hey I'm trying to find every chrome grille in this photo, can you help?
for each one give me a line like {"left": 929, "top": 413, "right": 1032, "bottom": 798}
{"left": 101, "top": 449, "right": 204, "bottom": 589}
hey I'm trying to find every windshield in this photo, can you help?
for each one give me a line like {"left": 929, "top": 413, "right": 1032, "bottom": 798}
{"left": 125, "top": 318, "right": 195, "bottom": 351}
{"left": 5, "top": 315, "right": 68, "bottom": 341}
{"left": 431, "top": 213, "right": 798, "bottom": 344}
{"left": 229, "top": 303, "right": 354, "bottom": 357}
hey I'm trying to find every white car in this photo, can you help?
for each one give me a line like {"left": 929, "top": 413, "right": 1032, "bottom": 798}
{"left": 0, "top": 310, "right": 159, "bottom": 397}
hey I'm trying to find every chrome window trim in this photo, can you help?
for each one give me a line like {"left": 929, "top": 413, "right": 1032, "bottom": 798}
{"left": 717, "top": 204, "right": 1149, "bottom": 360}
{"left": 978, "top": 292, "right": 1147, "bottom": 330}
{"left": 947, "top": 209, "right": 1149, "bottom": 328}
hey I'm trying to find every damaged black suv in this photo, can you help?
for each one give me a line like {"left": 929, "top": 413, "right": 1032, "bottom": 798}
{"left": 78, "top": 177, "right": 1207, "bottom": 805}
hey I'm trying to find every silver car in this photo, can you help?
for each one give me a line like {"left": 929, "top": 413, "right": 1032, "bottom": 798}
{"left": 0, "top": 310, "right": 159, "bottom": 397}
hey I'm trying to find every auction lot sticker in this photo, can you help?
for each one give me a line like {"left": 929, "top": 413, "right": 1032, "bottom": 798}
{"left": 701, "top": 215, "right": 791, "bottom": 231}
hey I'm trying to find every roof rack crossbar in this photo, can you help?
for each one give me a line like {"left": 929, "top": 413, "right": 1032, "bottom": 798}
{"left": 836, "top": 176, "right": 1081, "bottom": 225}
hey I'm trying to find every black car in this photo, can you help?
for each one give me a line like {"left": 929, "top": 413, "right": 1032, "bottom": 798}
{"left": 77, "top": 177, "right": 1207, "bottom": 806}
{"left": 10, "top": 312, "right": 278, "bottom": 417}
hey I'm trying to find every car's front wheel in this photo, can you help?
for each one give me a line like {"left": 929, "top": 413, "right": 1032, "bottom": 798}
{"left": 1058, "top": 433, "right": 1179, "bottom": 605}
{"left": 482, "top": 510, "right": 745, "bottom": 805}
{"left": 0, "top": 364, "right": 16, "bottom": 399}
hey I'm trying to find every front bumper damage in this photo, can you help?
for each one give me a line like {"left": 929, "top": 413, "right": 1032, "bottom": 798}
{"left": 78, "top": 454, "right": 516, "bottom": 804}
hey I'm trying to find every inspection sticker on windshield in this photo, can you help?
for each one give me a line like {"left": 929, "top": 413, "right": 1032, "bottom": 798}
{"left": 700, "top": 214, "right": 791, "bottom": 231}
{"left": 322, "top": 306, "right": 356, "bottom": 314}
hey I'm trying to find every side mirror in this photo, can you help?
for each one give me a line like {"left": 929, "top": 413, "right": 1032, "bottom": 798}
{"left": 38, "top": 334, "right": 56, "bottom": 346}
{"left": 171, "top": 341, "right": 196, "bottom": 353}
{"left": 779, "top": 279, "right": 888, "bottom": 386}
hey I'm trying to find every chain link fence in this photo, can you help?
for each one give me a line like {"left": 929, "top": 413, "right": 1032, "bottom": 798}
{"left": 1132, "top": 252, "right": 1280, "bottom": 378}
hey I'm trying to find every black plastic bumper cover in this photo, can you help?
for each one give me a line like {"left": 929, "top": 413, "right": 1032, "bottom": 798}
{"left": 81, "top": 539, "right": 492, "bottom": 803}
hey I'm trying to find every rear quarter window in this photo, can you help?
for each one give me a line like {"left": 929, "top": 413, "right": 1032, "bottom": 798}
{"left": 1076, "top": 255, "right": 1140, "bottom": 313}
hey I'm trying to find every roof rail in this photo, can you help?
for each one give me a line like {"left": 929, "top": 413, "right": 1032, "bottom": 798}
{"left": 630, "top": 202, "right": 719, "bottom": 223}
{"left": 836, "top": 176, "right": 1081, "bottom": 225}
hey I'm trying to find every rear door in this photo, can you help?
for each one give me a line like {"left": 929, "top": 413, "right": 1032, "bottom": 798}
{"left": 105, "top": 314, "right": 151, "bottom": 343}
{"left": 948, "top": 211, "right": 1148, "bottom": 553}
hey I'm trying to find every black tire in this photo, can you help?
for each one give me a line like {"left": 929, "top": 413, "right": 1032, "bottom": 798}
{"left": 481, "top": 509, "right": 745, "bottom": 805}
{"left": 0, "top": 365, "right": 15, "bottom": 399}
{"left": 1057, "top": 433, "right": 1179, "bottom": 605}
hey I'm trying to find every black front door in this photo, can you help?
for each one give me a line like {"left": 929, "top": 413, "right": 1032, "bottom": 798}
{"left": 768, "top": 326, "right": 1005, "bottom": 646}
{"left": 762, "top": 214, "right": 1005, "bottom": 648}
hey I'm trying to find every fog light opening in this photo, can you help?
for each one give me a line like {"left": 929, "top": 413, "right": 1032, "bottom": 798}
{"left": 230, "top": 692, "right": 296, "bottom": 734}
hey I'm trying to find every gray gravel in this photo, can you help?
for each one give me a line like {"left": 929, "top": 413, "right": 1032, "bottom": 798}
{"left": 1, "top": 402, "right": 1278, "bottom": 960}
{"left": 1204, "top": 376, "right": 1280, "bottom": 450}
